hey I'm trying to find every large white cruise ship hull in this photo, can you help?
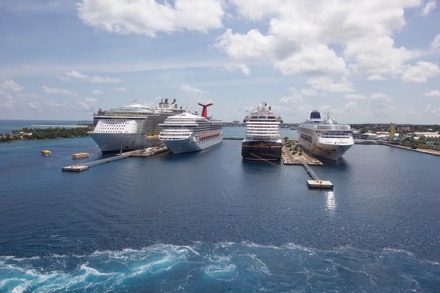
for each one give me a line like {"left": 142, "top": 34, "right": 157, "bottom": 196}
{"left": 300, "top": 137, "right": 353, "bottom": 161}
{"left": 163, "top": 133, "right": 223, "bottom": 154}
{"left": 88, "top": 133, "right": 160, "bottom": 152}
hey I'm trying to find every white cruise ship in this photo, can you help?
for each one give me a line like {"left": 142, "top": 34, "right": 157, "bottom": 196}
{"left": 241, "top": 102, "right": 283, "bottom": 161}
{"left": 88, "top": 99, "right": 185, "bottom": 152}
{"left": 159, "top": 103, "right": 223, "bottom": 154}
{"left": 299, "top": 110, "right": 354, "bottom": 160}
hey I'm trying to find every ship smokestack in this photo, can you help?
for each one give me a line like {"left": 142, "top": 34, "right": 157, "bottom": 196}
{"left": 198, "top": 102, "right": 213, "bottom": 118}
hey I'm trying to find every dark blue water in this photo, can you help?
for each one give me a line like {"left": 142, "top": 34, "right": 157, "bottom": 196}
{"left": 0, "top": 121, "right": 439, "bottom": 292}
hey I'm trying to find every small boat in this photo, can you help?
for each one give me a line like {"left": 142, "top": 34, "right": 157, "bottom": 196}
{"left": 41, "top": 150, "right": 52, "bottom": 156}
{"left": 72, "top": 152, "right": 90, "bottom": 159}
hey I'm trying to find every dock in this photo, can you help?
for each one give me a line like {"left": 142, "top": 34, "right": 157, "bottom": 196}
{"left": 281, "top": 146, "right": 333, "bottom": 189}
{"left": 282, "top": 146, "right": 322, "bottom": 165}
{"left": 62, "top": 146, "right": 168, "bottom": 172}
{"left": 302, "top": 162, "right": 333, "bottom": 189}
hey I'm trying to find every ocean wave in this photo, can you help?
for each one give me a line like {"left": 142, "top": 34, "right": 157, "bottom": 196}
{"left": 1, "top": 242, "right": 439, "bottom": 292}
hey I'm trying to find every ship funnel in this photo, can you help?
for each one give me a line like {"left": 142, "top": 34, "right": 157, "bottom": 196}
{"left": 198, "top": 102, "right": 213, "bottom": 118}
{"left": 310, "top": 110, "right": 321, "bottom": 119}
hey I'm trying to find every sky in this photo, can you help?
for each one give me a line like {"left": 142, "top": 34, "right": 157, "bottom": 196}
{"left": 0, "top": 0, "right": 439, "bottom": 124}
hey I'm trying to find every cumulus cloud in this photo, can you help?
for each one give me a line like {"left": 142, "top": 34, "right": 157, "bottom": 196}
{"left": 425, "top": 104, "right": 440, "bottom": 116}
{"left": 60, "top": 70, "right": 122, "bottom": 83}
{"left": 219, "top": 63, "right": 251, "bottom": 75}
{"left": 421, "top": 0, "right": 436, "bottom": 15}
{"left": 180, "top": 84, "right": 206, "bottom": 94}
{"left": 215, "top": 0, "right": 422, "bottom": 79}
{"left": 77, "top": 0, "right": 224, "bottom": 37}
{"left": 431, "top": 34, "right": 440, "bottom": 49}
{"left": 367, "top": 74, "right": 386, "bottom": 81}
{"left": 279, "top": 87, "right": 304, "bottom": 105}
{"left": 0, "top": 79, "right": 23, "bottom": 92}
{"left": 91, "top": 89, "right": 104, "bottom": 95}
{"left": 402, "top": 61, "right": 440, "bottom": 83}
{"left": 0, "top": 80, "right": 24, "bottom": 109}
{"left": 113, "top": 87, "right": 128, "bottom": 92}
{"left": 345, "top": 93, "right": 367, "bottom": 100}
{"left": 42, "top": 86, "right": 77, "bottom": 97}
{"left": 369, "top": 92, "right": 398, "bottom": 118}
{"left": 77, "top": 97, "right": 98, "bottom": 110}
{"left": 424, "top": 90, "right": 440, "bottom": 97}
{"left": 306, "top": 76, "right": 354, "bottom": 94}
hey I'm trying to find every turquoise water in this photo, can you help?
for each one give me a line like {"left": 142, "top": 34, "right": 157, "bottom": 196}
{"left": 0, "top": 121, "right": 439, "bottom": 292}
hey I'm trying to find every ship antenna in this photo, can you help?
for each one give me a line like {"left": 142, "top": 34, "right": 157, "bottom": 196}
{"left": 198, "top": 102, "right": 213, "bottom": 118}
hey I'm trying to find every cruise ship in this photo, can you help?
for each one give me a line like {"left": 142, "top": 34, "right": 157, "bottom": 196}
{"left": 299, "top": 110, "right": 354, "bottom": 160}
{"left": 241, "top": 102, "right": 283, "bottom": 161}
{"left": 88, "top": 99, "right": 185, "bottom": 152}
{"left": 159, "top": 103, "right": 223, "bottom": 154}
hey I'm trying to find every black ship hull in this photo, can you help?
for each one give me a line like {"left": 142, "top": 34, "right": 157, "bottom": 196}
{"left": 241, "top": 141, "right": 283, "bottom": 161}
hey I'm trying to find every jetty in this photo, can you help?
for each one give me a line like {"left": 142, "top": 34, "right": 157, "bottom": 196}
{"left": 62, "top": 146, "right": 168, "bottom": 172}
{"left": 281, "top": 146, "right": 333, "bottom": 189}
{"left": 282, "top": 146, "right": 322, "bottom": 165}
{"left": 302, "top": 162, "right": 333, "bottom": 189}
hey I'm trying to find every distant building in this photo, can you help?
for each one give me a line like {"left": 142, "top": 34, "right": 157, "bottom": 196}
{"left": 413, "top": 132, "right": 440, "bottom": 139}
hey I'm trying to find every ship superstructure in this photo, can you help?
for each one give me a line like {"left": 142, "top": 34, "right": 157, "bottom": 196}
{"left": 299, "top": 110, "right": 354, "bottom": 160}
{"left": 241, "top": 102, "right": 283, "bottom": 161}
{"left": 88, "top": 99, "right": 185, "bottom": 152}
{"left": 159, "top": 103, "right": 223, "bottom": 154}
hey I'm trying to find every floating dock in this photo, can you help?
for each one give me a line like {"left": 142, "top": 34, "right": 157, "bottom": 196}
{"left": 62, "top": 147, "right": 168, "bottom": 172}
{"left": 302, "top": 162, "right": 333, "bottom": 189}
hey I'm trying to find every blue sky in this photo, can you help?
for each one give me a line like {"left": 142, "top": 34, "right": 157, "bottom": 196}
{"left": 0, "top": 0, "right": 439, "bottom": 124}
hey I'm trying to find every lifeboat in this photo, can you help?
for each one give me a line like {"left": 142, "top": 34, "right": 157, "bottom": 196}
{"left": 41, "top": 150, "right": 52, "bottom": 156}
{"left": 72, "top": 152, "right": 90, "bottom": 159}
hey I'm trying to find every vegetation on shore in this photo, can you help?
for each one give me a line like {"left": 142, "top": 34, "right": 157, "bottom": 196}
{"left": 283, "top": 138, "right": 302, "bottom": 155}
{"left": 0, "top": 125, "right": 94, "bottom": 143}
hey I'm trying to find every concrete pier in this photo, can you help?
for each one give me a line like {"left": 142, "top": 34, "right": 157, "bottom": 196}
{"left": 282, "top": 146, "right": 323, "bottom": 165}
{"left": 62, "top": 146, "right": 168, "bottom": 172}
{"left": 302, "top": 162, "right": 333, "bottom": 189}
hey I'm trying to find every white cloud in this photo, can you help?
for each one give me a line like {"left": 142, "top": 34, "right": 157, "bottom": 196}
{"left": 61, "top": 70, "right": 122, "bottom": 83}
{"left": 371, "top": 92, "right": 392, "bottom": 103}
{"left": 77, "top": 0, "right": 224, "bottom": 37}
{"left": 42, "top": 86, "right": 77, "bottom": 97}
{"left": 279, "top": 87, "right": 304, "bottom": 105}
{"left": 180, "top": 84, "right": 206, "bottom": 94}
{"left": 369, "top": 92, "right": 398, "bottom": 118}
{"left": 275, "top": 45, "right": 347, "bottom": 75}
{"left": 306, "top": 76, "right": 354, "bottom": 94}
{"left": 216, "top": 1, "right": 422, "bottom": 78}
{"left": 367, "top": 74, "right": 386, "bottom": 81}
{"left": 425, "top": 104, "right": 440, "bottom": 116}
{"left": 421, "top": 0, "right": 436, "bottom": 16}
{"left": 92, "top": 89, "right": 104, "bottom": 95}
{"left": 424, "top": 90, "right": 440, "bottom": 97}
{"left": 77, "top": 97, "right": 98, "bottom": 110}
{"left": 113, "top": 87, "right": 128, "bottom": 92}
{"left": 345, "top": 93, "right": 366, "bottom": 100}
{"left": 219, "top": 63, "right": 251, "bottom": 76}
{"left": 402, "top": 61, "right": 440, "bottom": 83}
{"left": 215, "top": 29, "right": 273, "bottom": 59}
{"left": 0, "top": 80, "right": 24, "bottom": 109}
{"left": 64, "top": 70, "right": 88, "bottom": 79}
{"left": 0, "top": 79, "right": 23, "bottom": 92}
{"left": 431, "top": 34, "right": 440, "bottom": 49}
{"left": 344, "top": 36, "right": 414, "bottom": 76}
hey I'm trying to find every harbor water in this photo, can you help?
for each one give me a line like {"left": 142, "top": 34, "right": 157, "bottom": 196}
{"left": 0, "top": 121, "right": 439, "bottom": 292}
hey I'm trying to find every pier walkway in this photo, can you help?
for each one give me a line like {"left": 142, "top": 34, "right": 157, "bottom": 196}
{"left": 302, "top": 162, "right": 333, "bottom": 189}
{"left": 62, "top": 147, "right": 168, "bottom": 172}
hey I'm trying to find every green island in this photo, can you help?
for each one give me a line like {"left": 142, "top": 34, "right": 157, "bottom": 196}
{"left": 0, "top": 125, "right": 94, "bottom": 143}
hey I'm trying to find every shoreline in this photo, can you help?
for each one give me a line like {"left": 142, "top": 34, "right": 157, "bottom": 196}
{"left": 385, "top": 143, "right": 440, "bottom": 157}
